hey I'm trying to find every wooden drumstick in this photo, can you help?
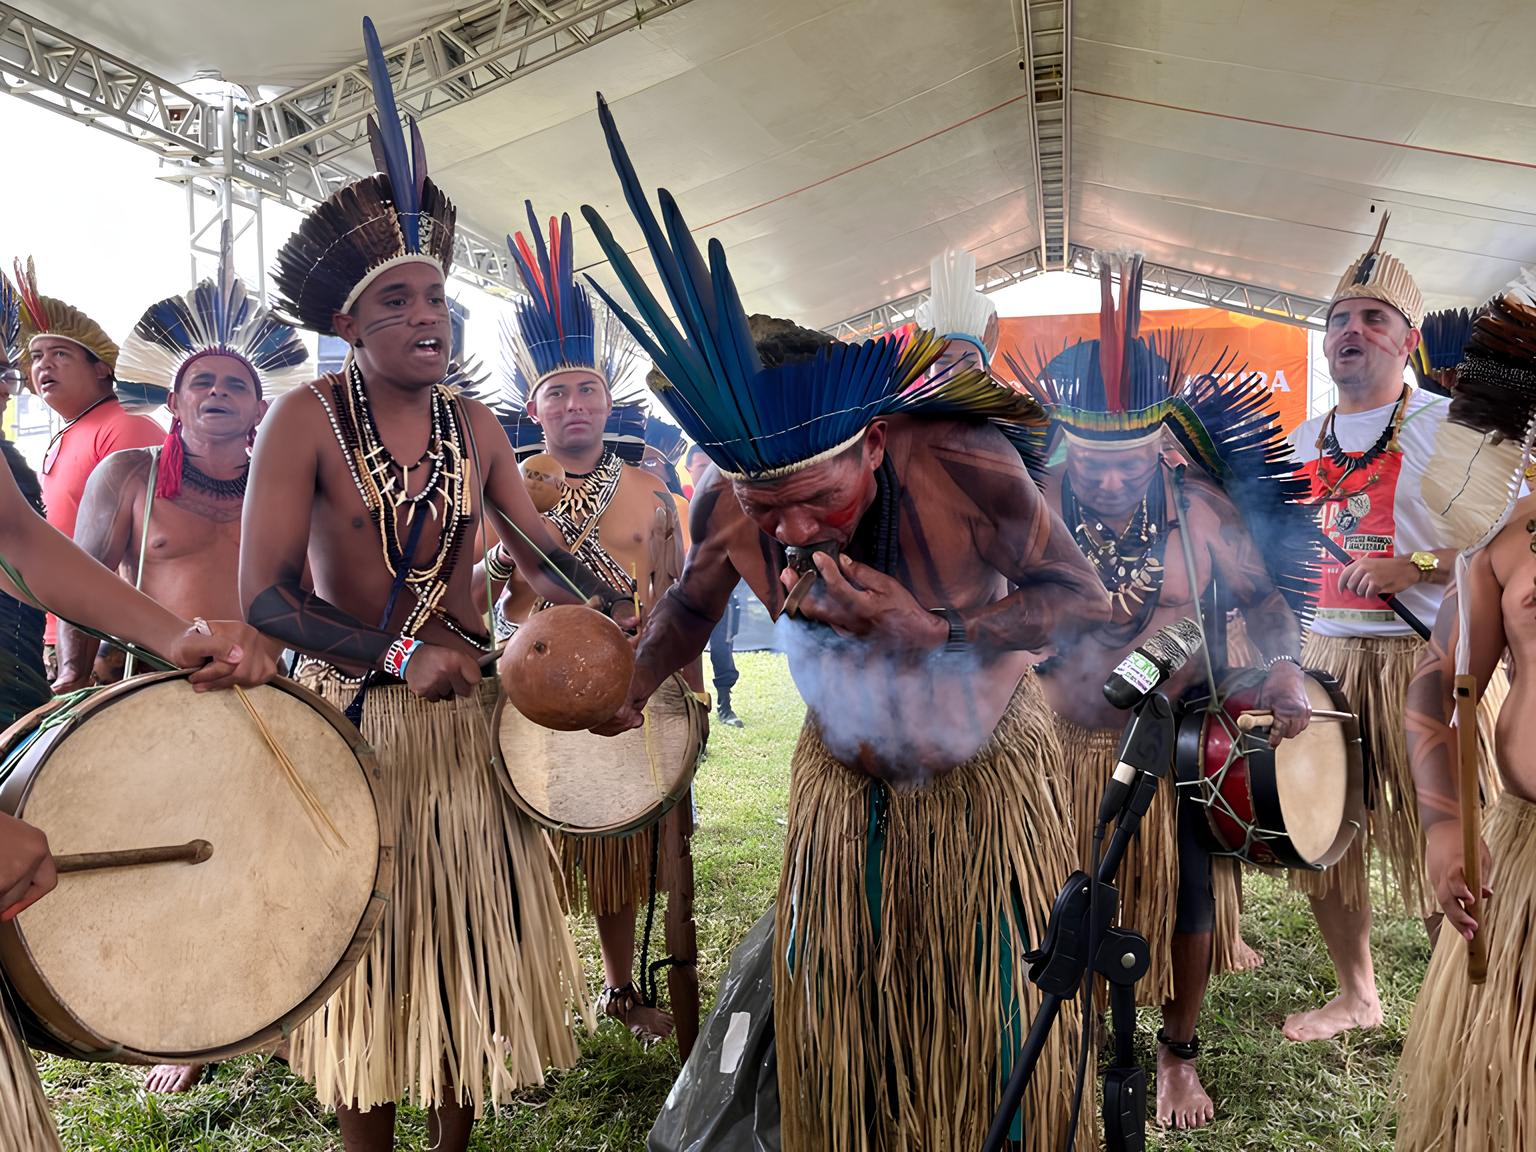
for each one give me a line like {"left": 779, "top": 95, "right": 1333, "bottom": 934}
{"left": 55, "top": 839, "right": 213, "bottom": 874}
{"left": 1236, "top": 708, "right": 1353, "bottom": 731}
{"left": 1455, "top": 674, "right": 1489, "bottom": 984}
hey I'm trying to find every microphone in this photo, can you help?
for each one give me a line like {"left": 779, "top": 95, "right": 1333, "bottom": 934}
{"left": 1096, "top": 692, "right": 1176, "bottom": 830}
{"left": 1102, "top": 618, "right": 1204, "bottom": 710}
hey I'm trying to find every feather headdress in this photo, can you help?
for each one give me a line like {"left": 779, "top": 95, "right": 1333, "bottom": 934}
{"left": 10, "top": 258, "right": 118, "bottom": 376}
{"left": 119, "top": 226, "right": 309, "bottom": 406}
{"left": 1009, "top": 255, "right": 1192, "bottom": 442}
{"left": 272, "top": 17, "right": 456, "bottom": 335}
{"left": 1421, "top": 291, "right": 1536, "bottom": 551}
{"left": 644, "top": 418, "right": 688, "bottom": 466}
{"left": 1330, "top": 211, "right": 1423, "bottom": 328}
{"left": 0, "top": 273, "right": 20, "bottom": 371}
{"left": 916, "top": 248, "right": 998, "bottom": 366}
{"left": 579, "top": 94, "right": 1045, "bottom": 480}
{"left": 505, "top": 201, "right": 637, "bottom": 399}
{"left": 1415, "top": 308, "right": 1476, "bottom": 379}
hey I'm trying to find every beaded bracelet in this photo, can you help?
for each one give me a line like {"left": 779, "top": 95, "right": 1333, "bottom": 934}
{"left": 383, "top": 636, "right": 421, "bottom": 679}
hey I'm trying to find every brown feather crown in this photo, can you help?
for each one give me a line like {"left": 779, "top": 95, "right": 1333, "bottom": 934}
{"left": 271, "top": 18, "right": 457, "bottom": 335}
{"left": 10, "top": 258, "right": 118, "bottom": 377}
{"left": 1452, "top": 292, "right": 1536, "bottom": 441}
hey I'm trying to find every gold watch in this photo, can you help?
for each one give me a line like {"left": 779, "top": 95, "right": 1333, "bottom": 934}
{"left": 1409, "top": 551, "right": 1440, "bottom": 578}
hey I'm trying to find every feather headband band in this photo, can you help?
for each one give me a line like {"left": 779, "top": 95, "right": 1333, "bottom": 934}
{"left": 271, "top": 17, "right": 456, "bottom": 335}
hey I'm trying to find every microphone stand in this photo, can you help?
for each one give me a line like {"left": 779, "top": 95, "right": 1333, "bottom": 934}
{"left": 981, "top": 691, "right": 1177, "bottom": 1152}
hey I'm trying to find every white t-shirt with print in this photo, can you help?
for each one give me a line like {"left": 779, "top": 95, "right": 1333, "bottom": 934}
{"left": 1288, "top": 389, "right": 1449, "bottom": 638}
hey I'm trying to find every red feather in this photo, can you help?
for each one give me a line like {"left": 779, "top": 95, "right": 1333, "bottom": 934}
{"left": 1099, "top": 262, "right": 1125, "bottom": 413}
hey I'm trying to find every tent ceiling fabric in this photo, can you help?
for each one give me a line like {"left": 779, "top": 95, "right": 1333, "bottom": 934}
{"left": 20, "top": 0, "right": 1536, "bottom": 325}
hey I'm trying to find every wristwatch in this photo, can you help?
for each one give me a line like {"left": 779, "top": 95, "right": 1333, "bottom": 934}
{"left": 929, "top": 607, "right": 969, "bottom": 653}
{"left": 1409, "top": 551, "right": 1441, "bottom": 578}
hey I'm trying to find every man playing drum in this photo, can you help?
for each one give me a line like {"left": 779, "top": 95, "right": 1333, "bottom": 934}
{"left": 487, "top": 203, "right": 698, "bottom": 1048}
{"left": 583, "top": 94, "right": 1110, "bottom": 1150}
{"left": 1283, "top": 217, "right": 1506, "bottom": 1043}
{"left": 1010, "top": 255, "right": 1320, "bottom": 1129}
{"left": 49, "top": 251, "right": 309, "bottom": 1092}
{"left": 239, "top": 21, "right": 630, "bottom": 1152}
{"left": 0, "top": 442, "right": 272, "bottom": 1152}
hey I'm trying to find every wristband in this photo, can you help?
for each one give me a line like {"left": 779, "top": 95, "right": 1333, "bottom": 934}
{"left": 383, "top": 636, "right": 421, "bottom": 679}
{"left": 190, "top": 617, "right": 212, "bottom": 636}
{"left": 1264, "top": 654, "right": 1302, "bottom": 673}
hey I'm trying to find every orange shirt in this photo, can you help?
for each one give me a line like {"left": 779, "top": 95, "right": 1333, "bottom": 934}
{"left": 40, "top": 397, "right": 162, "bottom": 642}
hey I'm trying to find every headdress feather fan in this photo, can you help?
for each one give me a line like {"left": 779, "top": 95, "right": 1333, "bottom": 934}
{"left": 272, "top": 17, "right": 456, "bottom": 335}
{"left": 580, "top": 93, "right": 1045, "bottom": 479}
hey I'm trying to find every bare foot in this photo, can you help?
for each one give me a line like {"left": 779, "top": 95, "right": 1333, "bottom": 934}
{"left": 1282, "top": 992, "right": 1383, "bottom": 1042}
{"left": 600, "top": 984, "right": 675, "bottom": 1050}
{"left": 1231, "top": 936, "right": 1265, "bottom": 972}
{"left": 145, "top": 1064, "right": 204, "bottom": 1093}
{"left": 1155, "top": 1045, "right": 1214, "bottom": 1130}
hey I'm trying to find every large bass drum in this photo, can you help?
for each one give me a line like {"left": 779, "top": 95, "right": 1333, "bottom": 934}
{"left": 1175, "top": 668, "right": 1364, "bottom": 870}
{"left": 0, "top": 672, "right": 389, "bottom": 1064}
{"left": 495, "top": 672, "right": 702, "bottom": 837}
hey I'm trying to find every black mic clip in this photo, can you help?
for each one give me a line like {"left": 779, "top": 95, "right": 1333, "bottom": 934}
{"left": 1095, "top": 691, "right": 1176, "bottom": 833}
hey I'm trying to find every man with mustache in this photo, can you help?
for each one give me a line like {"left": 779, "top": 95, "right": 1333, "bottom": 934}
{"left": 1282, "top": 216, "right": 1504, "bottom": 1044}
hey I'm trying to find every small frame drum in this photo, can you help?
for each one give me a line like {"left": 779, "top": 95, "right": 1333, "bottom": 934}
{"left": 1175, "top": 668, "right": 1364, "bottom": 870}
{"left": 495, "top": 672, "right": 702, "bottom": 837}
{"left": 0, "top": 672, "right": 390, "bottom": 1064}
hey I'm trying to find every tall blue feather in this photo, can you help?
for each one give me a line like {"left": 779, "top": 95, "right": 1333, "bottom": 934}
{"left": 362, "top": 16, "right": 419, "bottom": 251}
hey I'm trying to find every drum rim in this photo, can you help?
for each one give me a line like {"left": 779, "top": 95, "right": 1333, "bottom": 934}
{"left": 492, "top": 670, "right": 703, "bottom": 837}
{"left": 1178, "top": 668, "right": 1365, "bottom": 871}
{"left": 0, "top": 671, "right": 394, "bottom": 1064}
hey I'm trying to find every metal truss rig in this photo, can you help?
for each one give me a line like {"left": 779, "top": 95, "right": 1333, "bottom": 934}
{"left": 826, "top": 249, "right": 1047, "bottom": 341}
{"left": 0, "top": 0, "right": 694, "bottom": 293}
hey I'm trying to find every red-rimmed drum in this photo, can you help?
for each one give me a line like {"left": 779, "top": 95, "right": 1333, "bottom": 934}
{"left": 495, "top": 672, "right": 702, "bottom": 837}
{"left": 0, "top": 672, "right": 389, "bottom": 1064}
{"left": 1175, "top": 669, "right": 1364, "bottom": 870}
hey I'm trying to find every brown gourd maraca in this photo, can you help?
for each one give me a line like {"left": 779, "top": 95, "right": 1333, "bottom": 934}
{"left": 520, "top": 453, "right": 566, "bottom": 514}
{"left": 499, "top": 605, "right": 635, "bottom": 731}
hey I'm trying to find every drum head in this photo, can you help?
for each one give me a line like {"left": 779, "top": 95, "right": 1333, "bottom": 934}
{"left": 497, "top": 674, "right": 699, "bottom": 836}
{"left": 6, "top": 678, "right": 381, "bottom": 1057}
{"left": 1272, "top": 675, "right": 1351, "bottom": 864}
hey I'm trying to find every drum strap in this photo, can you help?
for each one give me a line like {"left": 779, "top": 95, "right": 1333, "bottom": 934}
{"left": 344, "top": 507, "right": 430, "bottom": 727}
{"left": 122, "top": 447, "right": 161, "bottom": 679}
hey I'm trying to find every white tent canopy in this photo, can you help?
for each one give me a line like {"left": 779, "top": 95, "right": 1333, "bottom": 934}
{"left": 14, "top": 0, "right": 1536, "bottom": 328}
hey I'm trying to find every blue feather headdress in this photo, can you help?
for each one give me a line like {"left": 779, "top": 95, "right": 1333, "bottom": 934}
{"left": 272, "top": 17, "right": 456, "bottom": 335}
{"left": 0, "top": 273, "right": 19, "bottom": 371}
{"left": 579, "top": 94, "right": 1045, "bottom": 480}
{"left": 644, "top": 418, "right": 688, "bottom": 466}
{"left": 119, "top": 225, "right": 309, "bottom": 408}
{"left": 1414, "top": 308, "right": 1476, "bottom": 391}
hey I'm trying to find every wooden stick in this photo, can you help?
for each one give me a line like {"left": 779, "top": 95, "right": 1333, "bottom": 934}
{"left": 1236, "top": 708, "right": 1354, "bottom": 731}
{"left": 663, "top": 787, "right": 701, "bottom": 1062}
{"left": 784, "top": 570, "right": 819, "bottom": 618}
{"left": 1455, "top": 674, "right": 1489, "bottom": 984}
{"left": 55, "top": 838, "right": 213, "bottom": 874}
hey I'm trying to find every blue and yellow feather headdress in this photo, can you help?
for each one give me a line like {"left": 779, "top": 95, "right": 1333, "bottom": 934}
{"left": 119, "top": 226, "right": 309, "bottom": 407}
{"left": 579, "top": 94, "right": 1045, "bottom": 480}
{"left": 272, "top": 17, "right": 456, "bottom": 335}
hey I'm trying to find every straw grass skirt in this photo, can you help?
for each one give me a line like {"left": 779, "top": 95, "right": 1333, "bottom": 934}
{"left": 290, "top": 672, "right": 590, "bottom": 1115}
{"left": 1055, "top": 719, "right": 1243, "bottom": 1007}
{"left": 0, "top": 1007, "right": 61, "bottom": 1152}
{"left": 1290, "top": 633, "right": 1506, "bottom": 916}
{"left": 556, "top": 807, "right": 681, "bottom": 917}
{"left": 774, "top": 671, "right": 1092, "bottom": 1152}
{"left": 1395, "top": 794, "right": 1536, "bottom": 1151}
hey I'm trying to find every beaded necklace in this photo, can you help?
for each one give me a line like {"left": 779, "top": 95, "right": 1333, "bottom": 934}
{"left": 1062, "top": 470, "right": 1168, "bottom": 635}
{"left": 310, "top": 364, "right": 473, "bottom": 639}
{"left": 1311, "top": 386, "right": 1408, "bottom": 503}
{"left": 179, "top": 456, "right": 248, "bottom": 500}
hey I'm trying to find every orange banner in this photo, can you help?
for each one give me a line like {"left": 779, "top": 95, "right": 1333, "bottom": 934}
{"left": 996, "top": 308, "right": 1310, "bottom": 434}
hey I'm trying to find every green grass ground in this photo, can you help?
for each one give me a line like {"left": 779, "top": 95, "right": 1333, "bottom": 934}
{"left": 40, "top": 651, "right": 1421, "bottom": 1149}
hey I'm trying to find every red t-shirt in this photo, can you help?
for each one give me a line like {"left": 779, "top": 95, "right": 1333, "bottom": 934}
{"left": 40, "top": 397, "right": 163, "bottom": 643}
